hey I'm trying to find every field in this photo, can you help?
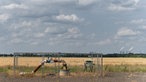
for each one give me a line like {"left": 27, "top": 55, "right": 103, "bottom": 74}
{"left": 1, "top": 57, "right": 146, "bottom": 73}
{"left": 1, "top": 57, "right": 146, "bottom": 66}
{"left": 103, "top": 58, "right": 146, "bottom": 65}
{"left": 1, "top": 57, "right": 146, "bottom": 82}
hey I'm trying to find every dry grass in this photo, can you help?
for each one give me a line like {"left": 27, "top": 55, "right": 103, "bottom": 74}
{"left": 103, "top": 58, "right": 146, "bottom": 65}
{"left": 1, "top": 57, "right": 146, "bottom": 67}
{"left": 0, "top": 57, "right": 13, "bottom": 66}
{"left": 0, "top": 57, "right": 94, "bottom": 67}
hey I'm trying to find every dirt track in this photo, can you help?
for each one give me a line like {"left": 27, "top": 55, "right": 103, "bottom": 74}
{"left": 1, "top": 72, "right": 146, "bottom": 82}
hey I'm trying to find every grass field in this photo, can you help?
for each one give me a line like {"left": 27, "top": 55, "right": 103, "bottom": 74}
{"left": 1, "top": 57, "right": 146, "bottom": 74}
{"left": 1, "top": 57, "right": 146, "bottom": 66}
{"left": 103, "top": 58, "right": 146, "bottom": 65}
{"left": 1, "top": 57, "right": 146, "bottom": 82}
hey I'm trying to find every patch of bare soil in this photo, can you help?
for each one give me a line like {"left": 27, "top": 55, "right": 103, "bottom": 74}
{"left": 1, "top": 72, "right": 146, "bottom": 82}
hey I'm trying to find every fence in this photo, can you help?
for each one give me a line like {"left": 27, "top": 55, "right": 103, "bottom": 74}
{"left": 0, "top": 53, "right": 103, "bottom": 78}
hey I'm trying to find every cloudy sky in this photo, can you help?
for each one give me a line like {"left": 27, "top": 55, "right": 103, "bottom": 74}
{"left": 0, "top": 0, "right": 146, "bottom": 54}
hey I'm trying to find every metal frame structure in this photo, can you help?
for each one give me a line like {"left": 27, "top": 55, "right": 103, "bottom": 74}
{"left": 13, "top": 52, "right": 103, "bottom": 78}
{"left": 13, "top": 52, "right": 61, "bottom": 76}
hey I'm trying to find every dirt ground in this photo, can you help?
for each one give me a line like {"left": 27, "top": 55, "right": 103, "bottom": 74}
{"left": 0, "top": 72, "right": 146, "bottom": 82}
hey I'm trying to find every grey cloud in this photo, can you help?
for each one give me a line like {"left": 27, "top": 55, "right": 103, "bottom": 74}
{"left": 8, "top": 37, "right": 23, "bottom": 44}
{"left": 141, "top": 26, "right": 146, "bottom": 30}
{"left": 44, "top": 27, "right": 67, "bottom": 35}
{"left": 1, "top": 0, "right": 144, "bottom": 53}
{"left": 115, "top": 27, "right": 141, "bottom": 39}
{"left": 0, "top": 0, "right": 94, "bottom": 21}
{"left": 1, "top": 3, "right": 28, "bottom": 9}
{"left": 55, "top": 14, "right": 84, "bottom": 23}
{"left": 108, "top": 0, "right": 140, "bottom": 11}
{"left": 5, "top": 18, "right": 83, "bottom": 46}
{"left": 130, "top": 19, "right": 146, "bottom": 24}
{"left": 77, "top": 0, "right": 98, "bottom": 6}
{"left": 0, "top": 14, "right": 11, "bottom": 22}
{"left": 96, "top": 39, "right": 111, "bottom": 46}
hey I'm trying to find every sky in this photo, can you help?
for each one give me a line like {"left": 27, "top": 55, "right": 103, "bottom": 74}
{"left": 0, "top": 0, "right": 146, "bottom": 54}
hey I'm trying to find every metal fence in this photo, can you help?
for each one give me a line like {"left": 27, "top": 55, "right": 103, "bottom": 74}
{"left": 12, "top": 53, "right": 103, "bottom": 78}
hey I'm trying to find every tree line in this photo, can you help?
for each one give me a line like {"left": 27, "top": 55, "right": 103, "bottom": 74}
{"left": 0, "top": 53, "right": 146, "bottom": 57}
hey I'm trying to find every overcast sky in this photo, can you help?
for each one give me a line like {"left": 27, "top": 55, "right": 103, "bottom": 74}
{"left": 0, "top": 0, "right": 146, "bottom": 54}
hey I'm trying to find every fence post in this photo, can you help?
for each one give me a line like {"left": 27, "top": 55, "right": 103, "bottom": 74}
{"left": 101, "top": 54, "right": 103, "bottom": 77}
{"left": 13, "top": 53, "right": 18, "bottom": 75}
{"left": 97, "top": 54, "right": 99, "bottom": 77}
{"left": 42, "top": 54, "right": 45, "bottom": 77}
{"left": 56, "top": 53, "right": 60, "bottom": 82}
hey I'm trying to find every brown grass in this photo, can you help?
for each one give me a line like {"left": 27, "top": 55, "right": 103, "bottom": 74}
{"left": 1, "top": 57, "right": 146, "bottom": 67}
{"left": 103, "top": 58, "right": 146, "bottom": 65}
